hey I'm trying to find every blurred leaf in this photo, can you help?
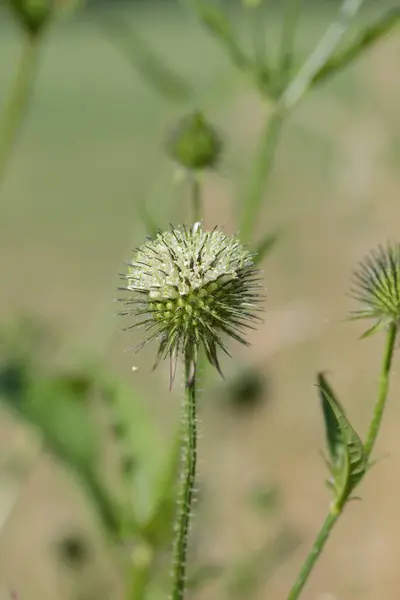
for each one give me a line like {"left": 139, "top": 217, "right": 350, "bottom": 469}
{"left": 98, "top": 374, "right": 171, "bottom": 528}
{"left": 142, "top": 427, "right": 182, "bottom": 546}
{"left": 187, "top": 0, "right": 250, "bottom": 72}
{"left": 312, "top": 8, "right": 400, "bottom": 87}
{"left": 253, "top": 230, "right": 281, "bottom": 265}
{"left": 318, "top": 375, "right": 367, "bottom": 512}
{"left": 97, "top": 15, "right": 191, "bottom": 103}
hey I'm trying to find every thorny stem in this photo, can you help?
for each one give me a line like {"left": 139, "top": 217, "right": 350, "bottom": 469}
{"left": 364, "top": 322, "right": 397, "bottom": 459}
{"left": 0, "top": 31, "right": 41, "bottom": 188}
{"left": 240, "top": 109, "right": 285, "bottom": 244}
{"left": 170, "top": 352, "right": 198, "bottom": 600}
{"left": 191, "top": 172, "right": 201, "bottom": 223}
{"left": 286, "top": 323, "right": 398, "bottom": 600}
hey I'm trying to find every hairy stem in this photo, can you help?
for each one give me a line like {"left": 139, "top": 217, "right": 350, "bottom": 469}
{"left": 287, "top": 323, "right": 398, "bottom": 600}
{"left": 0, "top": 31, "right": 41, "bottom": 188}
{"left": 286, "top": 512, "right": 338, "bottom": 600}
{"left": 240, "top": 109, "right": 285, "bottom": 244}
{"left": 364, "top": 322, "right": 397, "bottom": 458}
{"left": 170, "top": 353, "right": 198, "bottom": 600}
{"left": 191, "top": 172, "right": 201, "bottom": 223}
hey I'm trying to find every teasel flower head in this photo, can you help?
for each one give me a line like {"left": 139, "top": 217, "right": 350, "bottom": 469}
{"left": 120, "top": 223, "right": 263, "bottom": 387}
{"left": 351, "top": 242, "right": 400, "bottom": 337}
{"left": 166, "top": 112, "right": 222, "bottom": 171}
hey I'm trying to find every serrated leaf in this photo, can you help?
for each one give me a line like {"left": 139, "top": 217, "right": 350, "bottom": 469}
{"left": 312, "top": 9, "right": 400, "bottom": 87}
{"left": 319, "top": 384, "right": 367, "bottom": 512}
{"left": 253, "top": 230, "right": 281, "bottom": 265}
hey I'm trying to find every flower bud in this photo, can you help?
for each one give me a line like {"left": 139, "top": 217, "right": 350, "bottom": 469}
{"left": 10, "top": 0, "right": 53, "bottom": 35}
{"left": 166, "top": 112, "right": 222, "bottom": 170}
{"left": 351, "top": 242, "right": 400, "bottom": 335}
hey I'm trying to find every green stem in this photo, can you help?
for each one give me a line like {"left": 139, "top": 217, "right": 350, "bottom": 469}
{"left": 240, "top": 109, "right": 285, "bottom": 244}
{"left": 279, "top": 0, "right": 302, "bottom": 88}
{"left": 364, "top": 322, "right": 397, "bottom": 459}
{"left": 286, "top": 512, "right": 339, "bottom": 600}
{"left": 287, "top": 323, "right": 398, "bottom": 600}
{"left": 0, "top": 31, "right": 41, "bottom": 188}
{"left": 170, "top": 352, "right": 198, "bottom": 600}
{"left": 128, "top": 543, "right": 154, "bottom": 600}
{"left": 191, "top": 172, "right": 201, "bottom": 223}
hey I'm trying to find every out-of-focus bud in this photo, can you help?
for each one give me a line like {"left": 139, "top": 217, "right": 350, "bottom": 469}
{"left": 166, "top": 111, "right": 222, "bottom": 171}
{"left": 226, "top": 366, "right": 268, "bottom": 413}
{"left": 9, "top": 0, "right": 54, "bottom": 36}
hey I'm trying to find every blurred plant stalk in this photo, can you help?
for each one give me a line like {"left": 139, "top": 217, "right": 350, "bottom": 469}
{"left": 0, "top": 30, "right": 41, "bottom": 188}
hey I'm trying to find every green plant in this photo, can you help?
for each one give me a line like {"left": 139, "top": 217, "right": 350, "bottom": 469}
{"left": 1, "top": 1, "right": 400, "bottom": 599}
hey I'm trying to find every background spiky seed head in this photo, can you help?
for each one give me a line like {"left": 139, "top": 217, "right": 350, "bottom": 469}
{"left": 351, "top": 242, "right": 400, "bottom": 336}
{"left": 120, "top": 223, "right": 262, "bottom": 384}
{"left": 166, "top": 112, "right": 222, "bottom": 171}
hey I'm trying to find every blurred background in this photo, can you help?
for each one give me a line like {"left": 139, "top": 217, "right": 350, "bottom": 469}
{"left": 0, "top": 0, "right": 399, "bottom": 599}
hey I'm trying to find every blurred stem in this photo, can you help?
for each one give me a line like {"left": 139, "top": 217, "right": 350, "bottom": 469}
{"left": 281, "top": 0, "right": 366, "bottom": 110}
{"left": 0, "top": 31, "right": 41, "bottom": 188}
{"left": 128, "top": 543, "right": 154, "bottom": 600}
{"left": 287, "top": 323, "right": 398, "bottom": 600}
{"left": 240, "top": 109, "right": 285, "bottom": 244}
{"left": 364, "top": 322, "right": 397, "bottom": 459}
{"left": 170, "top": 352, "right": 198, "bottom": 600}
{"left": 279, "top": 0, "right": 302, "bottom": 87}
{"left": 286, "top": 512, "right": 338, "bottom": 600}
{"left": 191, "top": 172, "right": 202, "bottom": 222}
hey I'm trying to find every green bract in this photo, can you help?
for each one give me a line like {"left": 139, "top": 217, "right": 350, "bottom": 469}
{"left": 351, "top": 243, "right": 400, "bottom": 336}
{"left": 10, "top": 0, "right": 53, "bottom": 35}
{"left": 120, "top": 223, "right": 262, "bottom": 383}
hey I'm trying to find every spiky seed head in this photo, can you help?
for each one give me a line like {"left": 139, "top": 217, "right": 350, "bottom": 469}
{"left": 351, "top": 242, "right": 400, "bottom": 336}
{"left": 10, "top": 0, "right": 53, "bottom": 34}
{"left": 120, "top": 223, "right": 263, "bottom": 386}
{"left": 166, "top": 112, "right": 222, "bottom": 171}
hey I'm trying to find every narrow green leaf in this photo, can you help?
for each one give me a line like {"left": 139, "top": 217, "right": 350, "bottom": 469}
{"left": 312, "top": 9, "right": 400, "bottom": 87}
{"left": 318, "top": 373, "right": 343, "bottom": 466}
{"left": 253, "top": 230, "right": 281, "bottom": 265}
{"left": 319, "top": 384, "right": 367, "bottom": 511}
{"left": 188, "top": 0, "right": 251, "bottom": 72}
{"left": 360, "top": 318, "right": 391, "bottom": 339}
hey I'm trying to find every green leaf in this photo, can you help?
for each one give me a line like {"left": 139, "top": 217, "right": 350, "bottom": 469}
{"left": 188, "top": 0, "right": 251, "bottom": 71}
{"left": 318, "top": 379, "right": 367, "bottom": 512}
{"left": 97, "top": 16, "right": 191, "bottom": 103}
{"left": 318, "top": 373, "right": 344, "bottom": 466}
{"left": 312, "top": 9, "right": 400, "bottom": 87}
{"left": 359, "top": 318, "right": 391, "bottom": 339}
{"left": 142, "top": 428, "right": 182, "bottom": 546}
{"left": 253, "top": 230, "right": 281, "bottom": 265}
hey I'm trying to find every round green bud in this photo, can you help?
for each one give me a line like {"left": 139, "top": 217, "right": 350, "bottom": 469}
{"left": 166, "top": 111, "right": 222, "bottom": 170}
{"left": 10, "top": 0, "right": 54, "bottom": 35}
